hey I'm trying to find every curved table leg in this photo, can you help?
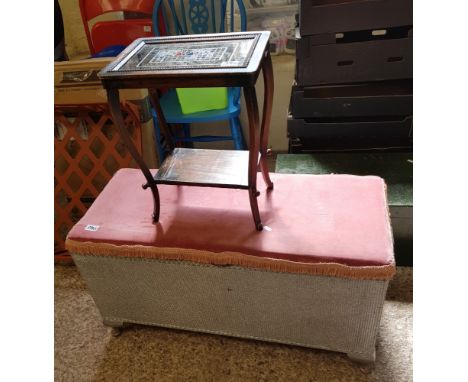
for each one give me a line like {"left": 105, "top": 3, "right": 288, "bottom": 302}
{"left": 107, "top": 88, "right": 160, "bottom": 222}
{"left": 259, "top": 50, "right": 274, "bottom": 190}
{"left": 243, "top": 86, "right": 263, "bottom": 231}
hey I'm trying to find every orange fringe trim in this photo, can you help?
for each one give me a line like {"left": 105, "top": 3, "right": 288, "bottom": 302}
{"left": 65, "top": 239, "right": 396, "bottom": 281}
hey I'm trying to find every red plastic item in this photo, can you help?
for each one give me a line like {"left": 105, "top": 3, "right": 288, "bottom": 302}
{"left": 79, "top": 0, "right": 166, "bottom": 55}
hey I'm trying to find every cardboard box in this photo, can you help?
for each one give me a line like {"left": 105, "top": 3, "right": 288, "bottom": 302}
{"left": 54, "top": 58, "right": 150, "bottom": 119}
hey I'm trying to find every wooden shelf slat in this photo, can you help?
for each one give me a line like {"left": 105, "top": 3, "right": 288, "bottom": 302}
{"left": 155, "top": 148, "right": 250, "bottom": 189}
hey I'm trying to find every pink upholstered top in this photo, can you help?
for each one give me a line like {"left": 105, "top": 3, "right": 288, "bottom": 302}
{"left": 67, "top": 169, "right": 394, "bottom": 269}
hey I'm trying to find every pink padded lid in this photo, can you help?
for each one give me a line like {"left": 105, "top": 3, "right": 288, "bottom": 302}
{"left": 67, "top": 169, "right": 394, "bottom": 268}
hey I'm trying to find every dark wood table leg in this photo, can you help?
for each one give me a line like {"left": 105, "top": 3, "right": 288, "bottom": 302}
{"left": 243, "top": 86, "right": 263, "bottom": 231}
{"left": 107, "top": 88, "right": 161, "bottom": 222}
{"left": 259, "top": 50, "right": 274, "bottom": 190}
{"left": 148, "top": 88, "right": 175, "bottom": 151}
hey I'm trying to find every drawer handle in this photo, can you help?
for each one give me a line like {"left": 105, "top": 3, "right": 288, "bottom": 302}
{"left": 337, "top": 60, "right": 353, "bottom": 66}
{"left": 388, "top": 56, "right": 404, "bottom": 62}
{"left": 372, "top": 29, "right": 387, "bottom": 36}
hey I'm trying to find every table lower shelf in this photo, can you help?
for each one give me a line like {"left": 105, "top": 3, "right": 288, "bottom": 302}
{"left": 154, "top": 148, "right": 251, "bottom": 189}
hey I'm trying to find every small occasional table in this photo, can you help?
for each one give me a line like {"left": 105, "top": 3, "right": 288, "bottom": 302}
{"left": 99, "top": 32, "right": 274, "bottom": 231}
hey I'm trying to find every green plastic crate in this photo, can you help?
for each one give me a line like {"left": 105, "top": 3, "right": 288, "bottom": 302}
{"left": 176, "top": 87, "right": 228, "bottom": 114}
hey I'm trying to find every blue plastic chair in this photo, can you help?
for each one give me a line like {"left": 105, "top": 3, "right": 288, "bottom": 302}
{"left": 151, "top": 0, "right": 247, "bottom": 162}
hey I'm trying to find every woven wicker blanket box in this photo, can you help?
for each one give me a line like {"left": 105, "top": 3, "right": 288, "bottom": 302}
{"left": 66, "top": 169, "right": 395, "bottom": 363}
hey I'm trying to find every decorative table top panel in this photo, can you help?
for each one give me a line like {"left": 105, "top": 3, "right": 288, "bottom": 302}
{"left": 98, "top": 32, "right": 270, "bottom": 87}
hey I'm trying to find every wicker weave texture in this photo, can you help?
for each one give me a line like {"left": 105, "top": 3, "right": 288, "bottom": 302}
{"left": 72, "top": 254, "right": 388, "bottom": 362}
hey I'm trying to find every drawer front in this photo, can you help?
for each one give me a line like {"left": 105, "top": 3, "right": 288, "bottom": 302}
{"left": 287, "top": 116, "right": 413, "bottom": 151}
{"left": 291, "top": 81, "right": 413, "bottom": 118}
{"left": 300, "top": 0, "right": 413, "bottom": 36}
{"left": 296, "top": 38, "right": 413, "bottom": 85}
